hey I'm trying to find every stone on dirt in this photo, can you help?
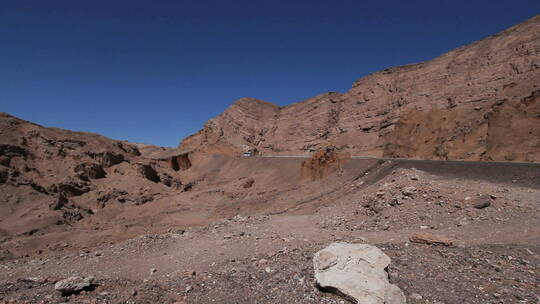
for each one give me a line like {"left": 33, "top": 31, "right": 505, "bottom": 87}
{"left": 313, "top": 242, "right": 406, "bottom": 304}
{"left": 473, "top": 198, "right": 491, "bottom": 209}
{"left": 54, "top": 276, "right": 95, "bottom": 295}
{"left": 242, "top": 178, "right": 255, "bottom": 188}
{"left": 409, "top": 233, "right": 453, "bottom": 246}
{"left": 402, "top": 186, "right": 417, "bottom": 196}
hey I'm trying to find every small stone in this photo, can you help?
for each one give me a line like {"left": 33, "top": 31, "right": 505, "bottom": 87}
{"left": 54, "top": 276, "right": 95, "bottom": 295}
{"left": 457, "top": 220, "right": 469, "bottom": 227}
{"left": 410, "top": 293, "right": 423, "bottom": 300}
{"left": 265, "top": 267, "right": 272, "bottom": 273}
{"left": 150, "top": 268, "right": 157, "bottom": 274}
{"left": 242, "top": 178, "right": 255, "bottom": 188}
{"left": 402, "top": 186, "right": 417, "bottom": 196}
{"left": 410, "top": 175, "right": 419, "bottom": 181}
{"left": 185, "top": 285, "right": 193, "bottom": 293}
{"left": 20, "top": 277, "right": 46, "bottom": 284}
{"left": 410, "top": 233, "right": 453, "bottom": 246}
{"left": 357, "top": 237, "right": 368, "bottom": 243}
{"left": 473, "top": 199, "right": 491, "bottom": 209}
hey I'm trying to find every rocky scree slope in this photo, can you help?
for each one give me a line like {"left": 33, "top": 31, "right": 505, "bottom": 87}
{"left": 0, "top": 113, "right": 185, "bottom": 244}
{"left": 180, "top": 15, "right": 540, "bottom": 162}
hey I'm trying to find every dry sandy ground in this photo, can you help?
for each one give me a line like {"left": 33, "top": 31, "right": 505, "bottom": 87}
{"left": 2, "top": 15, "right": 539, "bottom": 304}
{"left": 0, "top": 159, "right": 539, "bottom": 304}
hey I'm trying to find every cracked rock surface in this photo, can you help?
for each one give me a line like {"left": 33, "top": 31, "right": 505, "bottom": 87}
{"left": 314, "top": 242, "right": 406, "bottom": 304}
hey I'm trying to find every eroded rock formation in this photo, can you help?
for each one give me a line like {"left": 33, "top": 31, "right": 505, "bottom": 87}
{"left": 180, "top": 15, "right": 540, "bottom": 162}
{"left": 0, "top": 112, "right": 181, "bottom": 242}
{"left": 300, "top": 147, "right": 350, "bottom": 181}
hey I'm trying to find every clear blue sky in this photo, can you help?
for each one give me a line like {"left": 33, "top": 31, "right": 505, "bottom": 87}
{"left": 1, "top": 1, "right": 539, "bottom": 147}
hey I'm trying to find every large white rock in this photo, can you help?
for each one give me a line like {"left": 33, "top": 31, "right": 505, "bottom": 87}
{"left": 314, "top": 242, "right": 406, "bottom": 304}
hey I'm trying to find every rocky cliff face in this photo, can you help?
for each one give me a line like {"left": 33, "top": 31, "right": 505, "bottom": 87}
{"left": 180, "top": 15, "right": 540, "bottom": 162}
{"left": 0, "top": 113, "right": 183, "bottom": 240}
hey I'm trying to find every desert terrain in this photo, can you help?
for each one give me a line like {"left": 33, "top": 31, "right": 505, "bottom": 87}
{"left": 0, "top": 14, "right": 539, "bottom": 304}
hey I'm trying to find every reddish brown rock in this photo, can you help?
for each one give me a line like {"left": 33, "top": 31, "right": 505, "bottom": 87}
{"left": 74, "top": 162, "right": 106, "bottom": 180}
{"left": 135, "top": 163, "right": 161, "bottom": 183}
{"left": 180, "top": 15, "right": 540, "bottom": 162}
{"left": 410, "top": 233, "right": 454, "bottom": 246}
{"left": 0, "top": 112, "right": 178, "bottom": 245}
{"left": 300, "top": 147, "right": 350, "bottom": 181}
{"left": 242, "top": 178, "right": 255, "bottom": 189}
{"left": 171, "top": 153, "right": 192, "bottom": 171}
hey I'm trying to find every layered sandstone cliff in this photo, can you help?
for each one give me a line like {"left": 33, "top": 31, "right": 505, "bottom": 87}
{"left": 180, "top": 15, "right": 540, "bottom": 162}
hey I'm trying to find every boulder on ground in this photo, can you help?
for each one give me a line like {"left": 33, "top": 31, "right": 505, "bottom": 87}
{"left": 54, "top": 276, "right": 95, "bottom": 295}
{"left": 402, "top": 186, "right": 417, "bottom": 196}
{"left": 472, "top": 195, "right": 492, "bottom": 209}
{"left": 313, "top": 242, "right": 406, "bottom": 304}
